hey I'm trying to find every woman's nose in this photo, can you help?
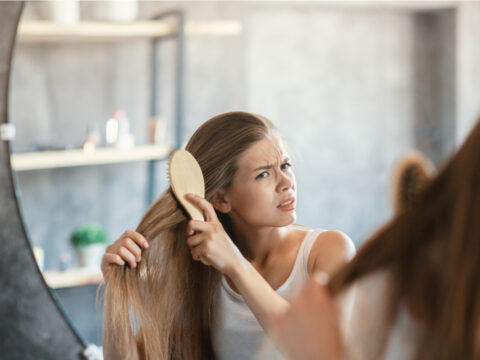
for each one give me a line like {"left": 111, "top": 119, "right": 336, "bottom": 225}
{"left": 277, "top": 170, "right": 294, "bottom": 192}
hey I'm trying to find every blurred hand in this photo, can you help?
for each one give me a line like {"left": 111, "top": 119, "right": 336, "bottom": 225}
{"left": 185, "top": 194, "right": 245, "bottom": 276}
{"left": 271, "top": 273, "right": 343, "bottom": 360}
{"left": 100, "top": 230, "right": 149, "bottom": 280}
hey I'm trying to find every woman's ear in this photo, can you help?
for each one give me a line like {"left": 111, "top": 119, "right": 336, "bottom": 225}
{"left": 212, "top": 190, "right": 231, "bottom": 214}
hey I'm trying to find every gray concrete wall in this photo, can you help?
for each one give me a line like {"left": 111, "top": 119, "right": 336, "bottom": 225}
{"left": 246, "top": 8, "right": 418, "bottom": 240}
{"left": 412, "top": 9, "right": 456, "bottom": 165}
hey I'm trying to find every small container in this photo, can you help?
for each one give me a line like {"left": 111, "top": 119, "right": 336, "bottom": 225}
{"left": 59, "top": 252, "right": 71, "bottom": 272}
{"left": 48, "top": 0, "right": 80, "bottom": 24}
{"left": 149, "top": 116, "right": 166, "bottom": 144}
{"left": 105, "top": 112, "right": 120, "bottom": 146}
{"left": 116, "top": 110, "right": 135, "bottom": 149}
{"left": 83, "top": 123, "right": 101, "bottom": 152}
{"left": 91, "top": 0, "right": 138, "bottom": 22}
{"left": 105, "top": 109, "right": 135, "bottom": 149}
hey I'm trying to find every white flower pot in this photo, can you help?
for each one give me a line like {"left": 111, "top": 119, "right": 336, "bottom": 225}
{"left": 76, "top": 243, "right": 105, "bottom": 268}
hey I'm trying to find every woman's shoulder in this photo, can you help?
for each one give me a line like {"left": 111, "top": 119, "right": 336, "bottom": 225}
{"left": 307, "top": 230, "right": 356, "bottom": 276}
{"left": 314, "top": 230, "right": 355, "bottom": 257}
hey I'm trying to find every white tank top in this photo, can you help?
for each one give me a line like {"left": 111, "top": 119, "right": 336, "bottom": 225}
{"left": 343, "top": 270, "right": 422, "bottom": 360}
{"left": 212, "top": 229, "right": 325, "bottom": 360}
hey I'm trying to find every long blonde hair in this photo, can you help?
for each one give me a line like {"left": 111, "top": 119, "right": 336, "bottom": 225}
{"left": 104, "top": 111, "right": 276, "bottom": 359}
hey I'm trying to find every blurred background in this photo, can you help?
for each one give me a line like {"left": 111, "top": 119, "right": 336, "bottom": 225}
{"left": 8, "top": 0, "right": 480, "bottom": 349}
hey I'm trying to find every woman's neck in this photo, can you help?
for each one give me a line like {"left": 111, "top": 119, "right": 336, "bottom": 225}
{"left": 232, "top": 224, "right": 289, "bottom": 264}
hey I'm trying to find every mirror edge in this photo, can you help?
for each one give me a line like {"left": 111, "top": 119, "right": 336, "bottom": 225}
{"left": 0, "top": 2, "right": 92, "bottom": 359}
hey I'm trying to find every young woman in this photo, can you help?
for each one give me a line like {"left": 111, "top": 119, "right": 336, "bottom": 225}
{"left": 101, "top": 111, "right": 355, "bottom": 359}
{"left": 273, "top": 118, "right": 480, "bottom": 360}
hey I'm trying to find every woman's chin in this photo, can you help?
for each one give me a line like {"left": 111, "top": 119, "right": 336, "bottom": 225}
{"left": 279, "top": 212, "right": 296, "bottom": 226}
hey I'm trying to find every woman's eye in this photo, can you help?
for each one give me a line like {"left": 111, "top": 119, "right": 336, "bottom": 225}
{"left": 281, "top": 162, "right": 292, "bottom": 170}
{"left": 256, "top": 171, "right": 268, "bottom": 180}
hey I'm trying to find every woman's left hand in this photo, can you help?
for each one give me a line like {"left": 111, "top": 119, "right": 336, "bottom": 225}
{"left": 185, "top": 193, "right": 245, "bottom": 276}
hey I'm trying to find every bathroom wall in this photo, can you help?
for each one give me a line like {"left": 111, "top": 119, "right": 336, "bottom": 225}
{"left": 141, "top": 1, "right": 462, "bottom": 242}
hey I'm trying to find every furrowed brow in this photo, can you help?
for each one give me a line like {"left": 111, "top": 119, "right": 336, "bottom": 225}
{"left": 253, "top": 164, "right": 274, "bottom": 172}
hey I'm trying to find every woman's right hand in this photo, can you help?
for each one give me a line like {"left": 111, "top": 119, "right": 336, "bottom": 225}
{"left": 101, "top": 230, "right": 149, "bottom": 280}
{"left": 184, "top": 194, "right": 246, "bottom": 276}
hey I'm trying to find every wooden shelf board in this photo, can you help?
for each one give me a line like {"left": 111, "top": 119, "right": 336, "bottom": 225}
{"left": 17, "top": 21, "right": 178, "bottom": 42}
{"left": 44, "top": 267, "right": 104, "bottom": 289}
{"left": 16, "top": 20, "right": 243, "bottom": 42}
{"left": 11, "top": 144, "right": 172, "bottom": 171}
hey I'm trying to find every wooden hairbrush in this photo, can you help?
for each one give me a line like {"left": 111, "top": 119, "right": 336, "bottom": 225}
{"left": 168, "top": 150, "right": 205, "bottom": 221}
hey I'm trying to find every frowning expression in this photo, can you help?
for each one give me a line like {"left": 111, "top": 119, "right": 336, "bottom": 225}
{"left": 223, "top": 135, "right": 296, "bottom": 228}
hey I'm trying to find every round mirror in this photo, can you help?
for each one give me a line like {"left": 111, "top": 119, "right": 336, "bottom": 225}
{"left": 5, "top": 1, "right": 476, "bottom": 358}
{"left": 7, "top": 1, "right": 183, "bottom": 352}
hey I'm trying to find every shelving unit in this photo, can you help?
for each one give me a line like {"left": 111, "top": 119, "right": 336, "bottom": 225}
{"left": 13, "top": 10, "right": 184, "bottom": 198}
{"left": 13, "top": 11, "right": 185, "bottom": 288}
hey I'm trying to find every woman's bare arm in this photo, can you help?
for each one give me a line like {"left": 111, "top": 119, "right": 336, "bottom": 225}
{"left": 185, "top": 194, "right": 355, "bottom": 334}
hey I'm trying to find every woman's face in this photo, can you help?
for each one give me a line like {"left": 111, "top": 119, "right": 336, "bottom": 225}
{"left": 223, "top": 135, "right": 297, "bottom": 229}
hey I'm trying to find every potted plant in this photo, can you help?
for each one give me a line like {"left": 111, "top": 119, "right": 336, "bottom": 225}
{"left": 71, "top": 223, "right": 107, "bottom": 268}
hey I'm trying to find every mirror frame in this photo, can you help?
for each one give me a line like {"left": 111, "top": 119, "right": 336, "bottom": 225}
{"left": 0, "top": 2, "right": 88, "bottom": 358}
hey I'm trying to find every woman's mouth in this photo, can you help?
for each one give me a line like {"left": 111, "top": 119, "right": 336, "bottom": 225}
{"left": 278, "top": 198, "right": 295, "bottom": 211}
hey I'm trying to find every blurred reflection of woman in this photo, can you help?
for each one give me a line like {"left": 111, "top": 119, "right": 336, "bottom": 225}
{"left": 274, "top": 118, "right": 480, "bottom": 360}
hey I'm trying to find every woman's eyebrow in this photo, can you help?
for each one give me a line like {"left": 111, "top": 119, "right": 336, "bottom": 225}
{"left": 252, "top": 157, "right": 291, "bottom": 172}
{"left": 253, "top": 164, "right": 274, "bottom": 172}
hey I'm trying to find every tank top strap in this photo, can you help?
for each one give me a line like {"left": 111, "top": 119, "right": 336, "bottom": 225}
{"left": 299, "top": 228, "right": 327, "bottom": 278}
{"left": 277, "top": 228, "right": 327, "bottom": 297}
